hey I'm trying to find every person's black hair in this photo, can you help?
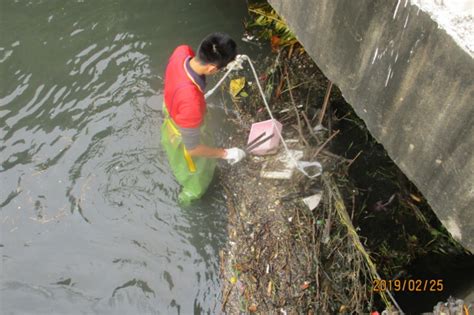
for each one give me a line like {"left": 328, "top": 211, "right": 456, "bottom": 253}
{"left": 196, "top": 32, "right": 237, "bottom": 69}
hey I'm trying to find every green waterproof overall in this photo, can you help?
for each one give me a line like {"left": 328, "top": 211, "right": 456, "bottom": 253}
{"left": 161, "top": 105, "right": 216, "bottom": 205}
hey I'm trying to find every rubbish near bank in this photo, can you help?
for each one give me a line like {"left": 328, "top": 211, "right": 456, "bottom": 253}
{"left": 210, "top": 53, "right": 405, "bottom": 313}
{"left": 207, "top": 54, "right": 323, "bottom": 180}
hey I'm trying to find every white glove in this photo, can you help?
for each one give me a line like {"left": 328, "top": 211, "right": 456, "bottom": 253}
{"left": 223, "top": 148, "right": 246, "bottom": 165}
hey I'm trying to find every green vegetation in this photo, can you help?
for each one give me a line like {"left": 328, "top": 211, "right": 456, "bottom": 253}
{"left": 246, "top": 2, "right": 300, "bottom": 52}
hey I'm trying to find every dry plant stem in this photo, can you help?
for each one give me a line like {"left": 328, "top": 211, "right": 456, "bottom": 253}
{"left": 285, "top": 66, "right": 309, "bottom": 147}
{"left": 328, "top": 104, "right": 333, "bottom": 133}
{"left": 320, "top": 149, "right": 350, "bottom": 162}
{"left": 221, "top": 283, "right": 235, "bottom": 313}
{"left": 281, "top": 80, "right": 313, "bottom": 94}
{"left": 301, "top": 111, "right": 318, "bottom": 141}
{"left": 322, "top": 196, "right": 333, "bottom": 244}
{"left": 275, "top": 74, "right": 286, "bottom": 98}
{"left": 220, "top": 85, "right": 229, "bottom": 116}
{"left": 351, "top": 194, "right": 356, "bottom": 221}
{"left": 317, "top": 81, "right": 333, "bottom": 125}
{"left": 311, "top": 130, "right": 340, "bottom": 160}
{"left": 287, "top": 44, "right": 294, "bottom": 59}
{"left": 304, "top": 86, "right": 312, "bottom": 113}
{"left": 347, "top": 150, "right": 363, "bottom": 169}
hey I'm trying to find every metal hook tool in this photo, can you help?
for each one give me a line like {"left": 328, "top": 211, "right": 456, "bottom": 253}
{"left": 245, "top": 133, "right": 274, "bottom": 154}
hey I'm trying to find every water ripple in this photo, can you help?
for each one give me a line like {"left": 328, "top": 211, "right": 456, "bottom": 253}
{"left": 0, "top": 0, "right": 248, "bottom": 312}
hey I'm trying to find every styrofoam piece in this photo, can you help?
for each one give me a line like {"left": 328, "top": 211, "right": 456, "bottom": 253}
{"left": 303, "top": 192, "right": 322, "bottom": 210}
{"left": 260, "top": 150, "right": 304, "bottom": 179}
{"left": 247, "top": 119, "right": 283, "bottom": 155}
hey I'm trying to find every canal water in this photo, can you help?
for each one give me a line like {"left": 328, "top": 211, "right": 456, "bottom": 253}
{"left": 0, "top": 0, "right": 253, "bottom": 313}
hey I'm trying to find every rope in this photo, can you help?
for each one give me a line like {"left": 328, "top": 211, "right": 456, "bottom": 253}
{"left": 206, "top": 54, "right": 322, "bottom": 179}
{"left": 204, "top": 64, "right": 237, "bottom": 99}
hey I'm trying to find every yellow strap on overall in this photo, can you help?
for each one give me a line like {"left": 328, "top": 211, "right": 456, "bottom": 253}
{"left": 163, "top": 104, "right": 196, "bottom": 173}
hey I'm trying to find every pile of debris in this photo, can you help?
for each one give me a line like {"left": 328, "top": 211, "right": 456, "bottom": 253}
{"left": 218, "top": 53, "right": 399, "bottom": 314}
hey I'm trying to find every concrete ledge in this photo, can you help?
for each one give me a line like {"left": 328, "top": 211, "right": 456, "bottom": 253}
{"left": 268, "top": 0, "right": 474, "bottom": 251}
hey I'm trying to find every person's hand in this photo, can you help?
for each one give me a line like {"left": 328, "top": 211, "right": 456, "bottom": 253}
{"left": 223, "top": 148, "right": 246, "bottom": 165}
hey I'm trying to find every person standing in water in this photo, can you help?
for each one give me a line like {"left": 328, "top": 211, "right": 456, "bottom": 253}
{"left": 161, "top": 32, "right": 246, "bottom": 204}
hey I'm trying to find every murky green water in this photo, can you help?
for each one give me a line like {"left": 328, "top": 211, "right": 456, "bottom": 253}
{"left": 0, "top": 1, "right": 252, "bottom": 313}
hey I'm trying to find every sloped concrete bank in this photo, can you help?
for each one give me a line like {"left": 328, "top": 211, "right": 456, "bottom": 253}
{"left": 267, "top": 0, "right": 474, "bottom": 252}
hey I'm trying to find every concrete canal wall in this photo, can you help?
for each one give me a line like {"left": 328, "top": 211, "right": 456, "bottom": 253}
{"left": 267, "top": 0, "right": 474, "bottom": 252}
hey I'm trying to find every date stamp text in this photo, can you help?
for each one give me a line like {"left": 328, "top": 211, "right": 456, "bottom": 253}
{"left": 372, "top": 279, "right": 444, "bottom": 292}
